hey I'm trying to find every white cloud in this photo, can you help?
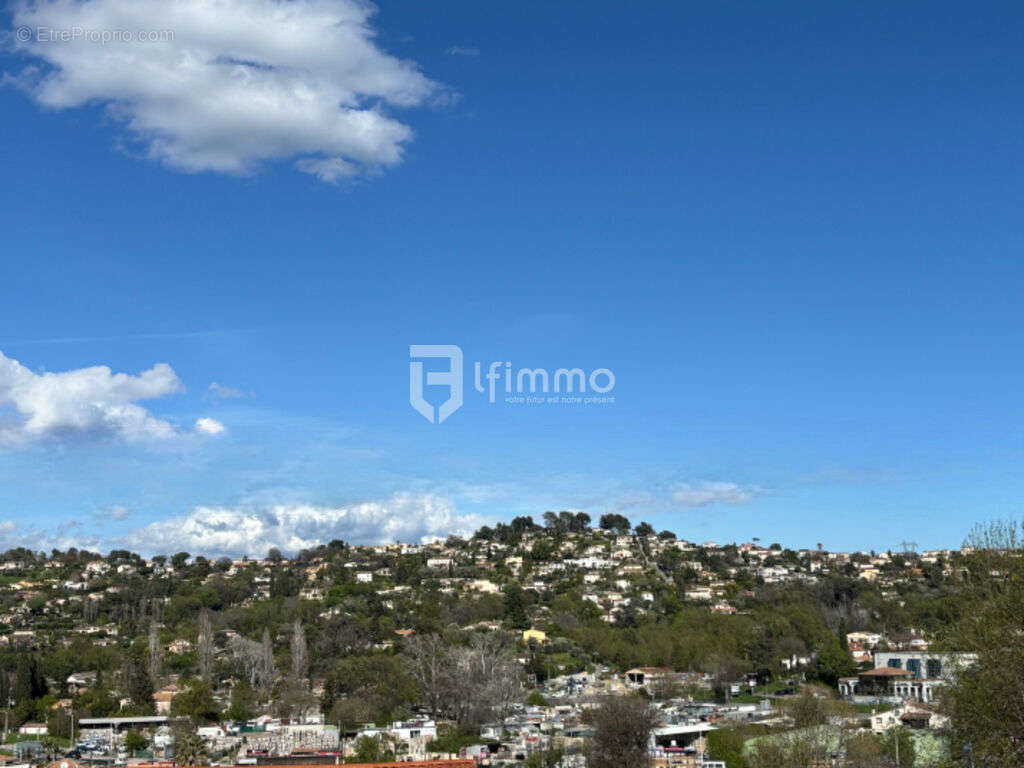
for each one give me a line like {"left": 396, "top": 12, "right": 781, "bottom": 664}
{"left": 671, "top": 481, "right": 763, "bottom": 508}
{"left": 207, "top": 382, "right": 244, "bottom": 399}
{"left": 119, "top": 493, "right": 484, "bottom": 556}
{"left": 106, "top": 505, "right": 132, "bottom": 520}
{"left": 0, "top": 349, "right": 182, "bottom": 442}
{"left": 446, "top": 46, "right": 480, "bottom": 57}
{"left": 9, "top": 0, "right": 441, "bottom": 180}
{"left": 194, "top": 417, "right": 225, "bottom": 435}
{"left": 0, "top": 349, "right": 223, "bottom": 444}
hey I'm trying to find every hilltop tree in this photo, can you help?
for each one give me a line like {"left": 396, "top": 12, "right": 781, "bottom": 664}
{"left": 170, "top": 552, "right": 190, "bottom": 569}
{"left": 599, "top": 514, "right": 631, "bottom": 535}
{"left": 634, "top": 522, "right": 655, "bottom": 537}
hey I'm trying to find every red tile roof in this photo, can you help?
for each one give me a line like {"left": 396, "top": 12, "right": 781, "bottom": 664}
{"left": 860, "top": 666, "right": 912, "bottom": 677}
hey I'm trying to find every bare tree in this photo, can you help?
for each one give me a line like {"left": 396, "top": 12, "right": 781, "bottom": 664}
{"left": 403, "top": 634, "right": 452, "bottom": 717}
{"left": 148, "top": 621, "right": 162, "bottom": 688}
{"left": 197, "top": 610, "right": 215, "bottom": 683}
{"left": 450, "top": 633, "right": 522, "bottom": 727}
{"left": 290, "top": 619, "right": 307, "bottom": 682}
{"left": 588, "top": 696, "right": 657, "bottom": 768}
{"left": 403, "top": 632, "right": 521, "bottom": 727}
{"left": 230, "top": 630, "right": 277, "bottom": 694}
{"left": 230, "top": 636, "right": 264, "bottom": 688}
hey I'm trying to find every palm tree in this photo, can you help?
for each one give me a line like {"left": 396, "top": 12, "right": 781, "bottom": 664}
{"left": 173, "top": 734, "right": 209, "bottom": 766}
{"left": 40, "top": 735, "right": 59, "bottom": 762}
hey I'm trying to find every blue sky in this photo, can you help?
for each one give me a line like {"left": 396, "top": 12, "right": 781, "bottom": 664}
{"left": 1, "top": 0, "right": 1023, "bottom": 555}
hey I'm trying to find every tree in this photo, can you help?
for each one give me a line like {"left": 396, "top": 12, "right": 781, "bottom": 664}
{"left": 403, "top": 634, "right": 451, "bottom": 716}
{"left": 226, "top": 679, "right": 255, "bottom": 722}
{"left": 588, "top": 696, "right": 656, "bottom": 768}
{"left": 290, "top": 619, "right": 308, "bottom": 682}
{"left": 781, "top": 685, "right": 849, "bottom": 729}
{"left": 40, "top": 736, "right": 60, "bottom": 762}
{"left": 126, "top": 653, "right": 155, "bottom": 710}
{"left": 843, "top": 732, "right": 885, "bottom": 768}
{"left": 351, "top": 734, "right": 395, "bottom": 763}
{"left": 197, "top": 610, "right": 215, "bottom": 683}
{"left": 172, "top": 679, "right": 220, "bottom": 723}
{"left": 571, "top": 512, "right": 591, "bottom": 532}
{"left": 170, "top": 552, "right": 190, "bottom": 570}
{"left": 599, "top": 514, "right": 631, "bottom": 535}
{"left": 707, "top": 727, "right": 748, "bottom": 768}
{"left": 125, "top": 729, "right": 149, "bottom": 755}
{"left": 259, "top": 627, "right": 277, "bottom": 694}
{"left": 325, "top": 655, "right": 417, "bottom": 725}
{"left": 945, "top": 521, "right": 1024, "bottom": 765}
{"left": 503, "top": 584, "right": 529, "bottom": 629}
{"left": 148, "top": 621, "right": 163, "bottom": 688}
{"left": 525, "top": 744, "right": 564, "bottom": 768}
{"left": 881, "top": 727, "right": 915, "bottom": 767}
{"left": 526, "top": 690, "right": 548, "bottom": 707}
{"left": 810, "top": 637, "right": 856, "bottom": 688}
{"left": 634, "top": 522, "right": 655, "bottom": 537}
{"left": 46, "top": 708, "right": 73, "bottom": 740}
{"left": 173, "top": 732, "right": 209, "bottom": 766}
{"left": 14, "top": 654, "right": 46, "bottom": 704}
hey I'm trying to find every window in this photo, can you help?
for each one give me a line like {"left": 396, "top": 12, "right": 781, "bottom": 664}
{"left": 907, "top": 659, "right": 921, "bottom": 678}
{"left": 888, "top": 658, "right": 902, "bottom": 669}
{"left": 926, "top": 659, "right": 942, "bottom": 678}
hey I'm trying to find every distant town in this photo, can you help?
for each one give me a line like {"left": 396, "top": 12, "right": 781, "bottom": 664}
{"left": 0, "top": 513, "right": 1010, "bottom": 768}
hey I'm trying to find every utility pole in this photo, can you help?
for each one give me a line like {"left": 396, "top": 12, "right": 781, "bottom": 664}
{"left": 894, "top": 728, "right": 900, "bottom": 768}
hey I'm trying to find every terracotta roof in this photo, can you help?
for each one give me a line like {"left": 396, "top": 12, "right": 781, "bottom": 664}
{"left": 860, "top": 666, "right": 912, "bottom": 677}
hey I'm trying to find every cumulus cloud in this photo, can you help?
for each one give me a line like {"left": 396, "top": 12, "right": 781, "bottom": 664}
{"left": 194, "top": 417, "right": 225, "bottom": 435}
{"left": 118, "top": 493, "right": 484, "bottom": 556}
{"left": 0, "top": 349, "right": 183, "bottom": 442}
{"left": 671, "top": 481, "right": 764, "bottom": 507}
{"left": 0, "top": 349, "right": 222, "bottom": 444}
{"left": 8, "top": 0, "right": 441, "bottom": 180}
